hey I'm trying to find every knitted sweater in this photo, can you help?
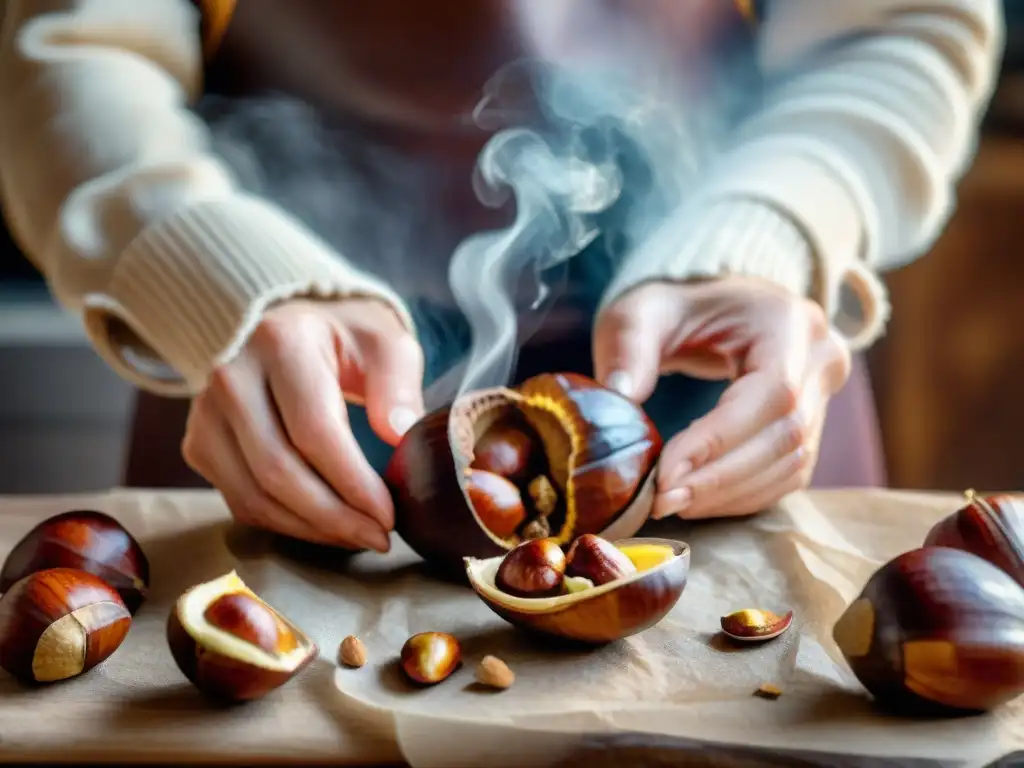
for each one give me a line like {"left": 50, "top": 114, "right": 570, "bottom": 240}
{"left": 0, "top": 0, "right": 1004, "bottom": 396}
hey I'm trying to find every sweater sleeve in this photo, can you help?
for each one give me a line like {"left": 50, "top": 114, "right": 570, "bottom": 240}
{"left": 0, "top": 0, "right": 416, "bottom": 396}
{"left": 600, "top": 0, "right": 1004, "bottom": 350}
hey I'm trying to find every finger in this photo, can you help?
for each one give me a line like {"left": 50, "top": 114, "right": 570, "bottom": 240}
{"left": 354, "top": 331, "right": 427, "bottom": 447}
{"left": 657, "top": 371, "right": 799, "bottom": 487}
{"left": 184, "top": 407, "right": 344, "bottom": 545}
{"left": 265, "top": 338, "right": 395, "bottom": 529}
{"left": 213, "top": 363, "right": 392, "bottom": 553}
{"left": 592, "top": 294, "right": 671, "bottom": 403}
{"left": 651, "top": 412, "right": 807, "bottom": 519}
{"left": 657, "top": 443, "right": 811, "bottom": 520}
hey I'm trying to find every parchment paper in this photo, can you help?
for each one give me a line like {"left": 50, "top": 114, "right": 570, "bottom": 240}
{"left": 228, "top": 489, "right": 1024, "bottom": 767}
{"left": 1, "top": 489, "right": 1022, "bottom": 767}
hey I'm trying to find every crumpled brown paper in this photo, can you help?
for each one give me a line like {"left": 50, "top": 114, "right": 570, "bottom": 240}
{"left": 1, "top": 489, "right": 1022, "bottom": 768}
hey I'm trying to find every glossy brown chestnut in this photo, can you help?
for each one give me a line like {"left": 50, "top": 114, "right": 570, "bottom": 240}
{"left": 465, "top": 470, "right": 527, "bottom": 540}
{"left": 166, "top": 571, "right": 317, "bottom": 702}
{"left": 833, "top": 547, "right": 1024, "bottom": 715}
{"left": 386, "top": 372, "right": 663, "bottom": 573}
{"left": 566, "top": 534, "right": 637, "bottom": 586}
{"left": 399, "top": 631, "right": 461, "bottom": 685}
{"left": 467, "top": 537, "right": 690, "bottom": 644}
{"left": 470, "top": 420, "right": 537, "bottom": 482}
{"left": 924, "top": 490, "right": 1024, "bottom": 588}
{"left": 0, "top": 568, "right": 132, "bottom": 684}
{"left": 0, "top": 510, "right": 149, "bottom": 614}
{"left": 495, "top": 538, "right": 567, "bottom": 598}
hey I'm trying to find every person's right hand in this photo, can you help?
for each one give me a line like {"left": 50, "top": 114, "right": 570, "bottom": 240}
{"left": 181, "top": 298, "right": 426, "bottom": 553}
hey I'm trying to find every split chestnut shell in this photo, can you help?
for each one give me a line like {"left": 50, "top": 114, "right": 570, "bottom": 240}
{"left": 465, "top": 537, "right": 689, "bottom": 644}
{"left": 166, "top": 571, "right": 318, "bottom": 702}
{"left": 386, "top": 373, "right": 663, "bottom": 573}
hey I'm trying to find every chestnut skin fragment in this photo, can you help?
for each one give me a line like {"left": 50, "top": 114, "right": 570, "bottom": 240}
{"left": 400, "top": 632, "right": 461, "bottom": 685}
{"left": 566, "top": 534, "right": 637, "bottom": 586}
{"left": 0, "top": 510, "right": 150, "bottom": 614}
{"left": 386, "top": 373, "right": 662, "bottom": 574}
{"left": 924, "top": 491, "right": 1024, "bottom": 588}
{"left": 0, "top": 568, "right": 132, "bottom": 684}
{"left": 495, "top": 539, "right": 567, "bottom": 597}
{"left": 833, "top": 547, "right": 1024, "bottom": 715}
{"left": 167, "top": 571, "right": 317, "bottom": 703}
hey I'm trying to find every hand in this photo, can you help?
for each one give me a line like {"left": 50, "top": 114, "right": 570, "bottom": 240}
{"left": 593, "top": 276, "right": 851, "bottom": 520}
{"left": 182, "top": 298, "right": 426, "bottom": 551}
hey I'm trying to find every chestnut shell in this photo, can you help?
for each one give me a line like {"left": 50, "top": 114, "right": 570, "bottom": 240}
{"left": 386, "top": 373, "right": 662, "bottom": 573}
{"left": 0, "top": 510, "right": 150, "bottom": 614}
{"left": 465, "top": 537, "right": 689, "bottom": 644}
{"left": 924, "top": 492, "right": 1024, "bottom": 588}
{"left": 833, "top": 546, "right": 1024, "bottom": 715}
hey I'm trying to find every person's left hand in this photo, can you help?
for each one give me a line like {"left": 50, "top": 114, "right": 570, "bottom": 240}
{"left": 592, "top": 276, "right": 851, "bottom": 521}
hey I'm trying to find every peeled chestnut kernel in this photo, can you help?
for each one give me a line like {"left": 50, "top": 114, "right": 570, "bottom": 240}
{"left": 167, "top": 571, "right": 317, "bottom": 702}
{"left": 467, "top": 537, "right": 690, "bottom": 644}
{"left": 566, "top": 534, "right": 636, "bottom": 586}
{"left": 833, "top": 547, "right": 1024, "bottom": 715}
{"left": 465, "top": 470, "right": 527, "bottom": 540}
{"left": 387, "top": 372, "right": 663, "bottom": 573}
{"left": 618, "top": 543, "right": 676, "bottom": 572}
{"left": 495, "top": 538, "right": 566, "bottom": 598}
{"left": 0, "top": 510, "right": 149, "bottom": 614}
{"left": 0, "top": 568, "right": 132, "bottom": 684}
{"left": 470, "top": 421, "right": 537, "bottom": 481}
{"left": 400, "top": 631, "right": 461, "bottom": 685}
{"left": 924, "top": 490, "right": 1024, "bottom": 588}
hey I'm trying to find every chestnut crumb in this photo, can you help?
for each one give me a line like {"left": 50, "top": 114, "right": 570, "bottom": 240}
{"left": 475, "top": 655, "right": 514, "bottom": 690}
{"left": 754, "top": 683, "right": 783, "bottom": 700}
{"left": 339, "top": 635, "right": 367, "bottom": 668}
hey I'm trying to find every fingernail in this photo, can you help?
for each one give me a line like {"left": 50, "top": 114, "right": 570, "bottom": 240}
{"left": 388, "top": 406, "right": 419, "bottom": 437}
{"left": 605, "top": 370, "right": 633, "bottom": 397}
{"left": 653, "top": 487, "right": 692, "bottom": 519}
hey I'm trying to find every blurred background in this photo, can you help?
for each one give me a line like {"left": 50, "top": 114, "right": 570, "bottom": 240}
{"left": 0, "top": 5, "right": 1023, "bottom": 495}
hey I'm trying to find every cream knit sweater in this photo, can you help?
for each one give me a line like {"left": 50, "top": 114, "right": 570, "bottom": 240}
{"left": 0, "top": 0, "right": 1004, "bottom": 396}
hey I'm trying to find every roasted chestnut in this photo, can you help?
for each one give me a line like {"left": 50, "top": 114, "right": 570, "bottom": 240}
{"left": 466, "top": 470, "right": 527, "bottom": 540}
{"left": 495, "top": 538, "right": 567, "bottom": 597}
{"left": 466, "top": 537, "right": 689, "bottom": 644}
{"left": 0, "top": 510, "right": 149, "bottom": 614}
{"left": 566, "top": 534, "right": 637, "bottom": 586}
{"left": 166, "top": 571, "right": 317, "bottom": 702}
{"left": 399, "top": 631, "right": 461, "bottom": 685}
{"left": 0, "top": 568, "right": 132, "bottom": 684}
{"left": 924, "top": 490, "right": 1023, "bottom": 588}
{"left": 833, "top": 547, "right": 1024, "bottom": 715}
{"left": 387, "top": 373, "right": 663, "bottom": 572}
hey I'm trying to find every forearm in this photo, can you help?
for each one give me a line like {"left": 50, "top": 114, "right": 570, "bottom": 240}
{"left": 0, "top": 0, "right": 414, "bottom": 396}
{"left": 601, "top": 0, "right": 1003, "bottom": 350}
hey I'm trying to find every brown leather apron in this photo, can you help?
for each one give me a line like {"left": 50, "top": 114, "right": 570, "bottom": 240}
{"left": 124, "top": 0, "right": 886, "bottom": 489}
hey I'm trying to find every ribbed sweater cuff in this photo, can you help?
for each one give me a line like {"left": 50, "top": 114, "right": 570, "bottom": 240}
{"left": 600, "top": 198, "right": 813, "bottom": 305}
{"left": 81, "top": 195, "right": 415, "bottom": 396}
{"left": 600, "top": 195, "right": 890, "bottom": 351}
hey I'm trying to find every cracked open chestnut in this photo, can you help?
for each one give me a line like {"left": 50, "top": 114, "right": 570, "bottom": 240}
{"left": 386, "top": 373, "right": 663, "bottom": 573}
{"left": 466, "top": 537, "right": 689, "bottom": 644}
{"left": 166, "top": 571, "right": 317, "bottom": 702}
{"left": 833, "top": 547, "right": 1024, "bottom": 715}
{"left": 1, "top": 510, "right": 149, "bottom": 614}
{"left": 924, "top": 490, "right": 1024, "bottom": 588}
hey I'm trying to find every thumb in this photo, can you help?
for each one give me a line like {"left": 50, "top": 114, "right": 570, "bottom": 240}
{"left": 355, "top": 333, "right": 427, "bottom": 447}
{"left": 592, "top": 296, "right": 667, "bottom": 403}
